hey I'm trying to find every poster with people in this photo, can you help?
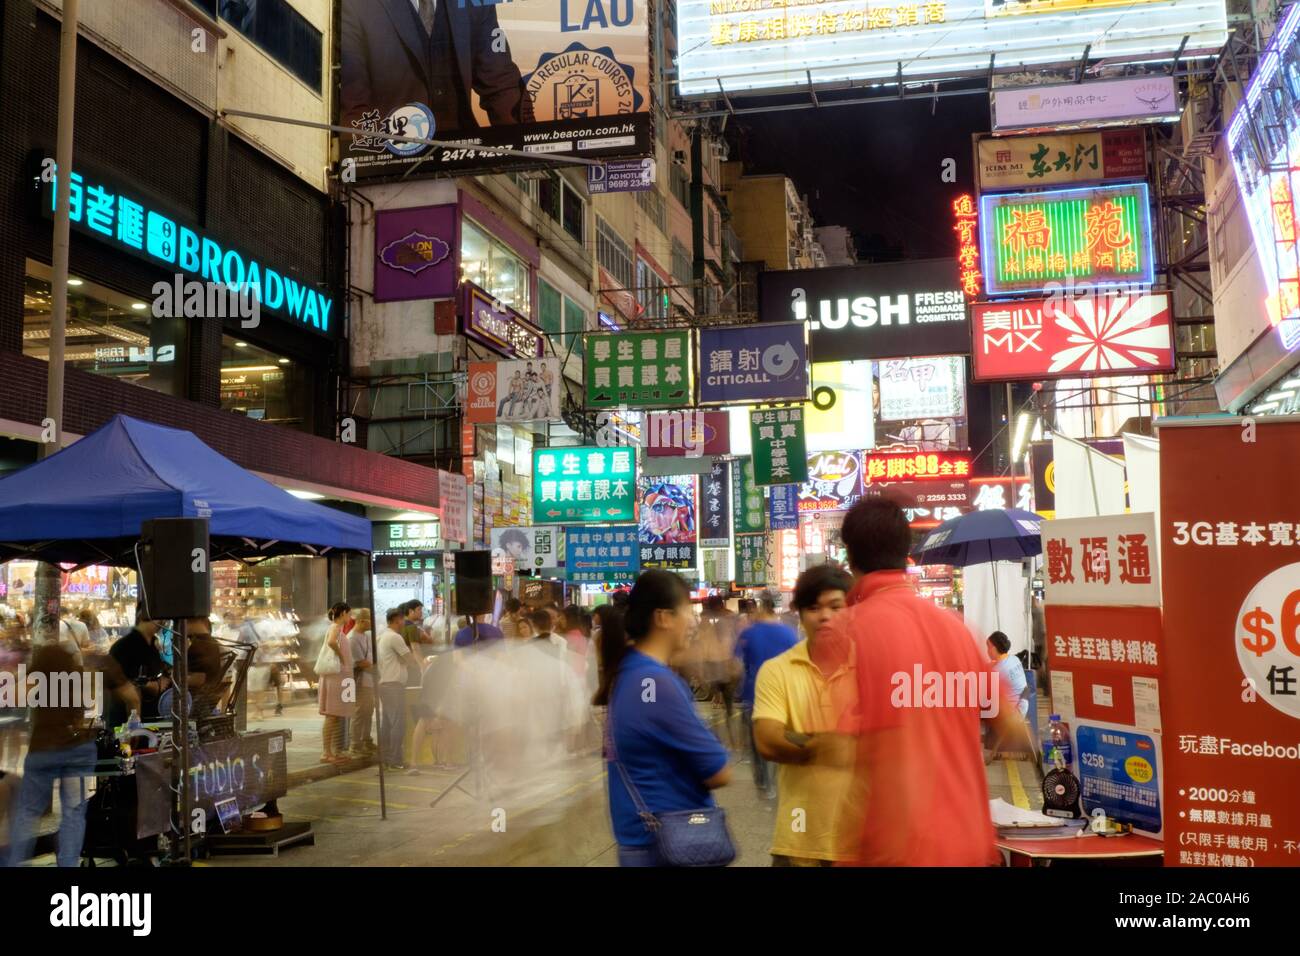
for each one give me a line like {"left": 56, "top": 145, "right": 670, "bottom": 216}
{"left": 637, "top": 475, "right": 698, "bottom": 570}
{"left": 339, "top": 0, "right": 653, "bottom": 176}
{"left": 490, "top": 525, "right": 562, "bottom": 571}
{"left": 466, "top": 358, "right": 562, "bottom": 424}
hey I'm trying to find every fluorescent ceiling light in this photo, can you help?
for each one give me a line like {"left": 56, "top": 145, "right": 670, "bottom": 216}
{"left": 1011, "top": 412, "right": 1033, "bottom": 462}
{"left": 1253, "top": 401, "right": 1279, "bottom": 412}
{"left": 67, "top": 278, "right": 83, "bottom": 286}
{"left": 1281, "top": 377, "right": 1300, "bottom": 390}
{"left": 1264, "top": 391, "right": 1293, "bottom": 402}
{"left": 131, "top": 302, "right": 147, "bottom": 310}
{"left": 287, "top": 489, "right": 325, "bottom": 500}
{"left": 395, "top": 511, "right": 438, "bottom": 521}
{"left": 234, "top": 341, "right": 248, "bottom": 348}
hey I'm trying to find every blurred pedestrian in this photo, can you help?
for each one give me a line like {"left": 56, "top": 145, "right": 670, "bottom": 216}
{"left": 752, "top": 564, "right": 856, "bottom": 866}
{"left": 348, "top": 608, "right": 376, "bottom": 756}
{"left": 453, "top": 613, "right": 503, "bottom": 647}
{"left": 318, "top": 603, "right": 355, "bottom": 764}
{"left": 498, "top": 598, "right": 525, "bottom": 639}
{"left": 376, "top": 607, "right": 416, "bottom": 770}
{"left": 813, "top": 498, "right": 1027, "bottom": 866}
{"left": 736, "top": 591, "right": 798, "bottom": 798}
{"left": 596, "top": 571, "right": 732, "bottom": 867}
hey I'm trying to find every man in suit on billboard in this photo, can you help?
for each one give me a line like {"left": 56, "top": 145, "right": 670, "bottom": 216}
{"left": 341, "top": 0, "right": 533, "bottom": 134}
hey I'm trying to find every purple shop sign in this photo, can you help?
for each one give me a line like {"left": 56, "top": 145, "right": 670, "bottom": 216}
{"left": 698, "top": 322, "right": 809, "bottom": 405}
{"left": 463, "top": 282, "right": 544, "bottom": 359}
{"left": 374, "top": 204, "right": 458, "bottom": 303}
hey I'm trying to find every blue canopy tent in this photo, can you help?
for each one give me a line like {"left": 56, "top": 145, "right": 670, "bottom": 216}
{"left": 0, "top": 414, "right": 370, "bottom": 566}
{"left": 0, "top": 415, "right": 391, "bottom": 855}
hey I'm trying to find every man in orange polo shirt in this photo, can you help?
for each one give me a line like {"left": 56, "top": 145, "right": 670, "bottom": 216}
{"left": 814, "top": 497, "right": 1027, "bottom": 866}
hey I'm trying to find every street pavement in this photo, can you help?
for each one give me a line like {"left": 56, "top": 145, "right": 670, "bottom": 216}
{"left": 210, "top": 705, "right": 1036, "bottom": 867}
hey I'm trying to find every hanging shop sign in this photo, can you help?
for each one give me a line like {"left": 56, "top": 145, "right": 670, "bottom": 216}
{"left": 675, "top": 1, "right": 1225, "bottom": 97}
{"left": 638, "top": 474, "right": 698, "bottom": 570}
{"left": 775, "top": 529, "right": 801, "bottom": 592}
{"left": 644, "top": 410, "right": 731, "bottom": 457}
{"left": 798, "top": 450, "right": 863, "bottom": 513}
{"left": 585, "top": 329, "right": 693, "bottom": 408}
{"left": 1160, "top": 418, "right": 1300, "bottom": 865}
{"left": 968, "top": 476, "right": 1034, "bottom": 514}
{"left": 338, "top": 1, "right": 652, "bottom": 177}
{"left": 373, "top": 204, "right": 458, "bottom": 302}
{"left": 1227, "top": 4, "right": 1300, "bottom": 343}
{"left": 979, "top": 183, "right": 1156, "bottom": 297}
{"left": 439, "top": 470, "right": 469, "bottom": 544}
{"left": 749, "top": 407, "right": 809, "bottom": 486}
{"left": 463, "top": 282, "right": 544, "bottom": 359}
{"left": 697, "top": 322, "right": 809, "bottom": 404}
{"left": 565, "top": 525, "right": 639, "bottom": 584}
{"left": 588, "top": 158, "right": 656, "bottom": 194}
{"left": 808, "top": 360, "right": 879, "bottom": 452}
{"left": 1043, "top": 513, "right": 1162, "bottom": 608}
{"left": 731, "top": 456, "right": 766, "bottom": 534}
{"left": 977, "top": 129, "right": 1147, "bottom": 192}
{"left": 465, "top": 358, "right": 563, "bottom": 424}
{"left": 861, "top": 447, "right": 971, "bottom": 485}
{"left": 970, "top": 292, "right": 1175, "bottom": 382}
{"left": 702, "top": 548, "right": 731, "bottom": 585}
{"left": 44, "top": 165, "right": 335, "bottom": 336}
{"left": 768, "top": 483, "right": 800, "bottom": 531}
{"left": 991, "top": 76, "right": 1180, "bottom": 133}
{"left": 760, "top": 259, "right": 969, "bottom": 362}
{"left": 700, "top": 460, "right": 731, "bottom": 548}
{"left": 491, "top": 525, "right": 562, "bottom": 571}
{"left": 877, "top": 356, "right": 966, "bottom": 421}
{"left": 953, "top": 194, "right": 981, "bottom": 299}
{"left": 373, "top": 553, "right": 444, "bottom": 573}
{"left": 861, "top": 478, "right": 969, "bottom": 529}
{"left": 735, "top": 532, "right": 770, "bottom": 589}
{"left": 533, "top": 446, "right": 636, "bottom": 524}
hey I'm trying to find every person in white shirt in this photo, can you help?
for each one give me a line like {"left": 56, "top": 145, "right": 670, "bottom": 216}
{"left": 376, "top": 607, "right": 415, "bottom": 770}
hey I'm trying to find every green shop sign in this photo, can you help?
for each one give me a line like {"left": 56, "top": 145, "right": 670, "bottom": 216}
{"left": 533, "top": 446, "right": 636, "bottom": 524}
{"left": 735, "top": 533, "right": 770, "bottom": 589}
{"left": 749, "top": 407, "right": 809, "bottom": 485}
{"left": 731, "top": 456, "right": 765, "bottom": 534}
{"left": 585, "top": 330, "right": 692, "bottom": 408}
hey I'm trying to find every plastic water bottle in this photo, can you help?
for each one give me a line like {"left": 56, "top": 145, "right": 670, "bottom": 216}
{"left": 1045, "top": 714, "right": 1073, "bottom": 770}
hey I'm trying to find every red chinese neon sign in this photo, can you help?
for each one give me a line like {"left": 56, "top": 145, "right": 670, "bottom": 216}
{"left": 953, "top": 193, "right": 981, "bottom": 298}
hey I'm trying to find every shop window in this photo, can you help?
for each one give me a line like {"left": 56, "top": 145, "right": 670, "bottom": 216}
{"left": 219, "top": 0, "right": 323, "bottom": 92}
{"left": 461, "top": 217, "right": 531, "bottom": 315}
{"left": 637, "top": 258, "right": 668, "bottom": 320}
{"left": 537, "top": 174, "right": 586, "bottom": 244}
{"left": 22, "top": 259, "right": 186, "bottom": 398}
{"left": 538, "top": 278, "right": 563, "bottom": 346}
{"left": 221, "top": 335, "right": 310, "bottom": 427}
{"left": 597, "top": 217, "right": 633, "bottom": 289}
{"left": 563, "top": 296, "right": 586, "bottom": 359}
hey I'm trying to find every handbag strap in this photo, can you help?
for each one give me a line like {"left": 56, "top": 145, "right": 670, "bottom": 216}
{"left": 606, "top": 675, "right": 661, "bottom": 833}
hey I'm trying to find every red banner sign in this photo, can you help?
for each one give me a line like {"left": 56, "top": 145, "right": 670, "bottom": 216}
{"left": 860, "top": 447, "right": 971, "bottom": 485}
{"left": 971, "top": 292, "right": 1176, "bottom": 383}
{"left": 1160, "top": 419, "right": 1300, "bottom": 867}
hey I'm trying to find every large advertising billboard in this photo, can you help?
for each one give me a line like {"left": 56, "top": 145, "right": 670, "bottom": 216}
{"left": 340, "top": 0, "right": 652, "bottom": 177}
{"left": 675, "top": 0, "right": 1227, "bottom": 96}
{"left": 760, "top": 259, "right": 969, "bottom": 362}
{"left": 976, "top": 129, "right": 1146, "bottom": 193}
{"left": 971, "top": 292, "right": 1175, "bottom": 382}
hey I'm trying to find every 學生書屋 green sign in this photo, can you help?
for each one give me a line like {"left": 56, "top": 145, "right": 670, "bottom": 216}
{"left": 532, "top": 446, "right": 637, "bottom": 524}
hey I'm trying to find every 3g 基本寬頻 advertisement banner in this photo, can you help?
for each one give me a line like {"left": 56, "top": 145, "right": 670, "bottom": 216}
{"left": 339, "top": 0, "right": 652, "bottom": 176}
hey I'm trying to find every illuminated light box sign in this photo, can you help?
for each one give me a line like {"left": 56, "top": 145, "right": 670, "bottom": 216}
{"left": 45, "top": 167, "right": 334, "bottom": 335}
{"left": 979, "top": 183, "right": 1155, "bottom": 296}
{"left": 760, "top": 259, "right": 969, "bottom": 362}
{"left": 675, "top": 0, "right": 1227, "bottom": 96}
{"left": 990, "top": 76, "right": 1180, "bottom": 133}
{"left": 861, "top": 447, "right": 971, "bottom": 485}
{"left": 532, "top": 446, "right": 636, "bottom": 524}
{"left": 977, "top": 128, "right": 1147, "bottom": 192}
{"left": 1227, "top": 3, "right": 1300, "bottom": 348}
{"left": 971, "top": 292, "right": 1176, "bottom": 382}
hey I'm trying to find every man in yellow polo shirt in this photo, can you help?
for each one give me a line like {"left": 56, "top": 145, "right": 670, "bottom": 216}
{"left": 753, "top": 564, "right": 858, "bottom": 866}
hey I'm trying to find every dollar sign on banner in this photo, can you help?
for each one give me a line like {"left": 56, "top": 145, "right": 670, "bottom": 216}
{"left": 1240, "top": 607, "right": 1276, "bottom": 657}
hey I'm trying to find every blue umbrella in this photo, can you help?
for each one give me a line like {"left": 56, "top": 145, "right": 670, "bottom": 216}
{"left": 912, "top": 508, "right": 1043, "bottom": 567}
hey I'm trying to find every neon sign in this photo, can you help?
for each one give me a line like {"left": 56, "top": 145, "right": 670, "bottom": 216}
{"left": 1226, "top": 2, "right": 1300, "bottom": 350}
{"left": 953, "top": 194, "right": 981, "bottom": 298}
{"left": 979, "top": 182, "right": 1155, "bottom": 296}
{"left": 46, "top": 166, "right": 334, "bottom": 334}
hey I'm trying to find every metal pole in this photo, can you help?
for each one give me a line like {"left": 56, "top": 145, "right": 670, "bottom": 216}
{"left": 369, "top": 553, "right": 387, "bottom": 820}
{"left": 33, "top": 0, "right": 79, "bottom": 630}
{"left": 174, "top": 616, "right": 191, "bottom": 864}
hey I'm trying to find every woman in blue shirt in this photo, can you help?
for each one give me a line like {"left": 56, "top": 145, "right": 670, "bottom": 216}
{"left": 593, "top": 571, "right": 732, "bottom": 867}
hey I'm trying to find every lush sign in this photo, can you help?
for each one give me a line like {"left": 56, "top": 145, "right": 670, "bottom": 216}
{"left": 979, "top": 183, "right": 1155, "bottom": 296}
{"left": 585, "top": 330, "right": 692, "bottom": 408}
{"left": 532, "top": 446, "right": 636, "bottom": 524}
